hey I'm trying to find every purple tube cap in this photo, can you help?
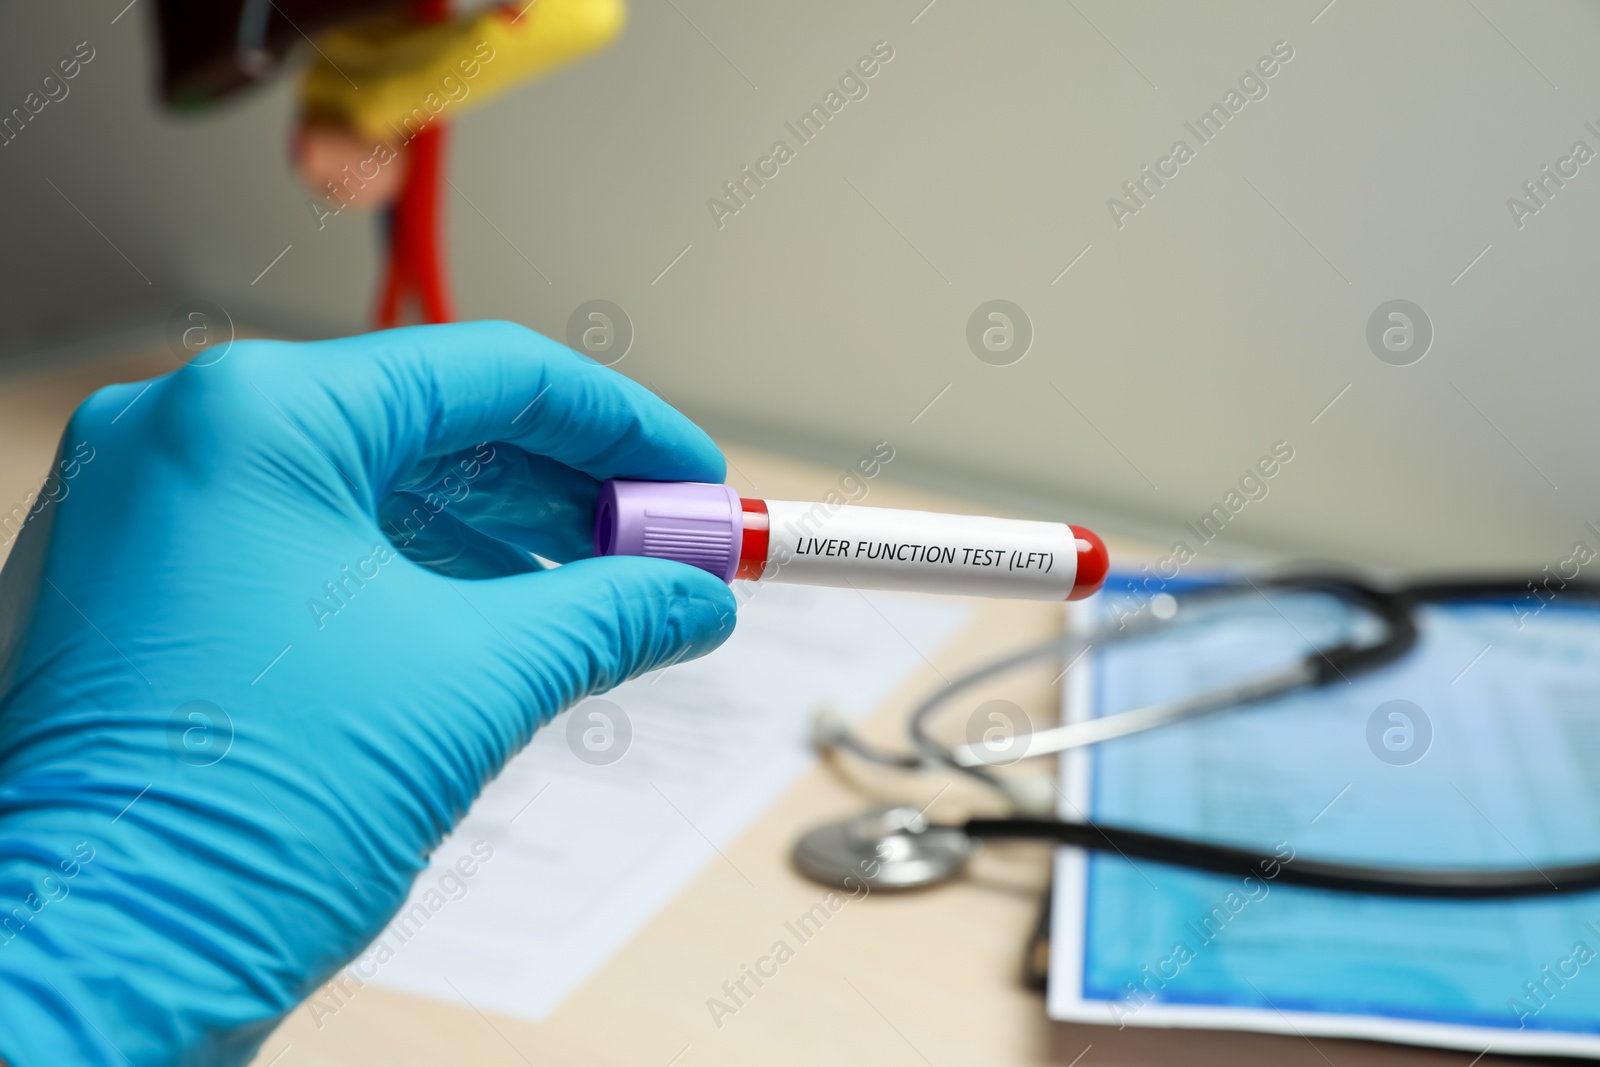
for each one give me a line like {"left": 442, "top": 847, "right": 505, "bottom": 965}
{"left": 593, "top": 479, "right": 743, "bottom": 584}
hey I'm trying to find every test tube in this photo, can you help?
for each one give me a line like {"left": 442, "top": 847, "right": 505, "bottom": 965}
{"left": 592, "top": 479, "right": 1108, "bottom": 601}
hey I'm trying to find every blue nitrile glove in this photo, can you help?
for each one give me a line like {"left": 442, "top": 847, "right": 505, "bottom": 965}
{"left": 0, "top": 322, "right": 738, "bottom": 1066}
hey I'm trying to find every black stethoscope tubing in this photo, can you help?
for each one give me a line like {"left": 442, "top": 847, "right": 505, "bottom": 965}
{"left": 892, "top": 573, "right": 1600, "bottom": 899}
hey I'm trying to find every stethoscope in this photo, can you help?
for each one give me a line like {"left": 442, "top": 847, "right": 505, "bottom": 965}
{"left": 793, "top": 573, "right": 1600, "bottom": 899}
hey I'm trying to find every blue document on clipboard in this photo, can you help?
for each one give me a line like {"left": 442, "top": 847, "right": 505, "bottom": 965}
{"left": 1048, "top": 575, "right": 1600, "bottom": 1057}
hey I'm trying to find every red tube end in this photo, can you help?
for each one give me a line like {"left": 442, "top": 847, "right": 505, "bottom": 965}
{"left": 735, "top": 498, "right": 769, "bottom": 581}
{"left": 1067, "top": 525, "right": 1109, "bottom": 600}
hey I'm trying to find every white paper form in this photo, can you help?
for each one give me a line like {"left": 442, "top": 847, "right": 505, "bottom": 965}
{"left": 1048, "top": 580, "right": 1600, "bottom": 1058}
{"left": 363, "top": 583, "right": 971, "bottom": 1020}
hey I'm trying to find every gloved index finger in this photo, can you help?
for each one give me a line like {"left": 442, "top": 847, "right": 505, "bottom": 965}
{"left": 303, "top": 320, "right": 725, "bottom": 491}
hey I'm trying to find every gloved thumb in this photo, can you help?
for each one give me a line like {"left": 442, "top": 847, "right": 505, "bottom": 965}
{"left": 474, "top": 555, "right": 738, "bottom": 725}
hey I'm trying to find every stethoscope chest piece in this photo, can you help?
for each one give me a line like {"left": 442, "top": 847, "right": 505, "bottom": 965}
{"left": 793, "top": 806, "right": 974, "bottom": 890}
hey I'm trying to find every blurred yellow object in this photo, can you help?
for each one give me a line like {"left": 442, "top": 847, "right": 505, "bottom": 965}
{"left": 300, "top": 0, "right": 625, "bottom": 142}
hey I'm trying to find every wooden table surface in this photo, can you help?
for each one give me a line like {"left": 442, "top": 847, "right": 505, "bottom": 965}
{"left": 0, "top": 341, "right": 1536, "bottom": 1067}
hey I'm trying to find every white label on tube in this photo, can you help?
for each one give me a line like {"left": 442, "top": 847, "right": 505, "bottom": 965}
{"left": 758, "top": 500, "right": 1079, "bottom": 600}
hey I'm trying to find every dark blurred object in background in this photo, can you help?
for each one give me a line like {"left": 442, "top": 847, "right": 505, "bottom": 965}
{"left": 154, "top": 0, "right": 403, "bottom": 107}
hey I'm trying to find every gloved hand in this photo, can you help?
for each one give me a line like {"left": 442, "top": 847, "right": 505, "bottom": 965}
{"left": 0, "top": 322, "right": 738, "bottom": 1066}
